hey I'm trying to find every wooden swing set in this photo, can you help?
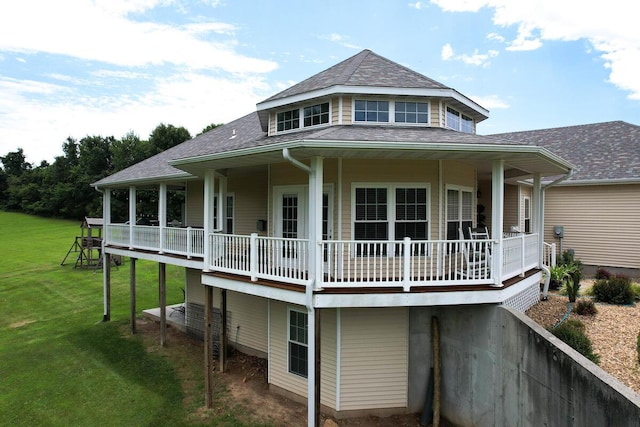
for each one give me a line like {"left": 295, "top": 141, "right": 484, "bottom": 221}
{"left": 60, "top": 217, "right": 119, "bottom": 269}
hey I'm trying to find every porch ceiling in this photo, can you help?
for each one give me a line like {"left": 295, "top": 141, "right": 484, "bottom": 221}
{"left": 173, "top": 140, "right": 573, "bottom": 179}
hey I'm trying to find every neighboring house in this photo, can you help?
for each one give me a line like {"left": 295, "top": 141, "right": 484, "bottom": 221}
{"left": 92, "top": 50, "right": 576, "bottom": 425}
{"left": 494, "top": 121, "right": 640, "bottom": 273}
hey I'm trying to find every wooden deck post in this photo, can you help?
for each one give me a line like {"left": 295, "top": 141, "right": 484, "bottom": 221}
{"left": 204, "top": 285, "right": 214, "bottom": 408}
{"left": 220, "top": 289, "right": 227, "bottom": 373}
{"left": 103, "top": 252, "right": 111, "bottom": 322}
{"left": 159, "top": 262, "right": 166, "bottom": 347}
{"left": 130, "top": 257, "right": 137, "bottom": 334}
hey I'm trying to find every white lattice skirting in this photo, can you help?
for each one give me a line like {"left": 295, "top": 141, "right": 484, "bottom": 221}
{"left": 503, "top": 282, "right": 540, "bottom": 312}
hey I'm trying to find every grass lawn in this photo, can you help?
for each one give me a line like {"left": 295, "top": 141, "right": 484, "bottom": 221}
{"left": 0, "top": 212, "right": 257, "bottom": 426}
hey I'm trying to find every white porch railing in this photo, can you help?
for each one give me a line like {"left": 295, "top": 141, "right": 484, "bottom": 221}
{"left": 210, "top": 233, "right": 310, "bottom": 286}
{"left": 543, "top": 241, "right": 557, "bottom": 267}
{"left": 106, "top": 224, "right": 205, "bottom": 259}
{"left": 205, "top": 234, "right": 544, "bottom": 290}
{"left": 110, "top": 226, "right": 543, "bottom": 290}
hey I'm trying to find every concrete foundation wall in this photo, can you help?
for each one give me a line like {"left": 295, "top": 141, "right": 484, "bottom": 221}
{"left": 409, "top": 305, "right": 640, "bottom": 426}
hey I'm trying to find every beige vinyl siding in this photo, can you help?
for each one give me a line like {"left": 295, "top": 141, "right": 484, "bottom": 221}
{"left": 503, "top": 184, "right": 519, "bottom": 233}
{"left": 321, "top": 309, "right": 337, "bottom": 408}
{"left": 227, "top": 167, "right": 269, "bottom": 236}
{"left": 269, "top": 301, "right": 309, "bottom": 398}
{"left": 268, "top": 112, "right": 276, "bottom": 136}
{"left": 331, "top": 97, "right": 340, "bottom": 124}
{"left": 544, "top": 183, "right": 640, "bottom": 269}
{"left": 430, "top": 99, "right": 440, "bottom": 128}
{"left": 269, "top": 302, "right": 338, "bottom": 408}
{"left": 339, "top": 307, "right": 408, "bottom": 410}
{"left": 341, "top": 96, "right": 352, "bottom": 124}
{"left": 185, "top": 268, "right": 205, "bottom": 303}
{"left": 227, "top": 292, "right": 268, "bottom": 353}
{"left": 185, "top": 180, "right": 204, "bottom": 227}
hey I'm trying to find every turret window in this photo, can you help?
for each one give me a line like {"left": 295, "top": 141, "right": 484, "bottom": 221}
{"left": 446, "top": 106, "right": 474, "bottom": 133}
{"left": 277, "top": 109, "right": 299, "bottom": 132}
{"left": 354, "top": 100, "right": 389, "bottom": 122}
{"left": 303, "top": 102, "right": 329, "bottom": 127}
{"left": 395, "top": 102, "right": 429, "bottom": 124}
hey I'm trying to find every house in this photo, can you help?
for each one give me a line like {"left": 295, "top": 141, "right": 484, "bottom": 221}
{"left": 92, "top": 50, "right": 576, "bottom": 425}
{"left": 493, "top": 121, "right": 640, "bottom": 274}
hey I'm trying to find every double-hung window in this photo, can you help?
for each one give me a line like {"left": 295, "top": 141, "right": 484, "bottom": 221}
{"left": 288, "top": 309, "right": 308, "bottom": 377}
{"left": 213, "top": 195, "right": 234, "bottom": 233}
{"left": 354, "top": 100, "right": 389, "bottom": 122}
{"left": 446, "top": 106, "right": 474, "bottom": 133}
{"left": 446, "top": 186, "right": 473, "bottom": 240}
{"left": 353, "top": 185, "right": 429, "bottom": 255}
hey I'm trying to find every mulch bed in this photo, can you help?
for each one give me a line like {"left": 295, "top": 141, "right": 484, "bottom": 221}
{"left": 526, "top": 289, "right": 640, "bottom": 394}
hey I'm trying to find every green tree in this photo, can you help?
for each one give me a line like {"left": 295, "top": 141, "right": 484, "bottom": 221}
{"left": 199, "top": 123, "right": 223, "bottom": 135}
{"left": 148, "top": 123, "right": 191, "bottom": 155}
{"left": 112, "top": 131, "right": 151, "bottom": 172}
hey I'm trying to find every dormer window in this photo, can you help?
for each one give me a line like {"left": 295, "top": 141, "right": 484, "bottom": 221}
{"left": 446, "top": 106, "right": 474, "bottom": 133}
{"left": 277, "top": 109, "right": 300, "bottom": 132}
{"left": 276, "top": 102, "right": 330, "bottom": 133}
{"left": 354, "top": 100, "right": 389, "bottom": 122}
{"left": 395, "top": 102, "right": 429, "bottom": 124}
{"left": 303, "top": 102, "right": 329, "bottom": 127}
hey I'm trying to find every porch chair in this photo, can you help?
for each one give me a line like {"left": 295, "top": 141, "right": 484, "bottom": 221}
{"left": 457, "top": 229, "right": 491, "bottom": 279}
{"left": 170, "top": 288, "right": 186, "bottom": 317}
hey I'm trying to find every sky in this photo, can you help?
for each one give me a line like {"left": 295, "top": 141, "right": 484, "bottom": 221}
{"left": 1, "top": 0, "right": 639, "bottom": 165}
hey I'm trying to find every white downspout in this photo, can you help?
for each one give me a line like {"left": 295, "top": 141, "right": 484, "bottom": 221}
{"left": 539, "top": 169, "right": 575, "bottom": 299}
{"left": 282, "top": 147, "right": 319, "bottom": 427}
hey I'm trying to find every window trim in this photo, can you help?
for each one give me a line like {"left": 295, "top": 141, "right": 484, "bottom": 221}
{"left": 287, "top": 307, "right": 308, "bottom": 378}
{"left": 445, "top": 105, "right": 474, "bottom": 133}
{"left": 523, "top": 196, "right": 531, "bottom": 233}
{"left": 351, "top": 183, "right": 431, "bottom": 253}
{"left": 352, "top": 98, "right": 431, "bottom": 126}
{"left": 274, "top": 100, "right": 332, "bottom": 134}
{"left": 445, "top": 184, "right": 474, "bottom": 240}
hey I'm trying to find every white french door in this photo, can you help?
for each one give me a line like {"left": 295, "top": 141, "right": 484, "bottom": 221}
{"left": 274, "top": 185, "right": 333, "bottom": 266}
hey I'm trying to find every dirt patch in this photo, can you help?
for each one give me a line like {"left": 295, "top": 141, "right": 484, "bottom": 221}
{"left": 9, "top": 319, "right": 35, "bottom": 328}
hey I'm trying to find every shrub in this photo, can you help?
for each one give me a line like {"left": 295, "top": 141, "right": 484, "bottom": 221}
{"left": 574, "top": 299, "right": 597, "bottom": 316}
{"left": 595, "top": 268, "right": 611, "bottom": 280}
{"left": 631, "top": 284, "right": 640, "bottom": 301}
{"left": 592, "top": 275, "right": 635, "bottom": 305}
{"left": 551, "top": 320, "right": 600, "bottom": 364}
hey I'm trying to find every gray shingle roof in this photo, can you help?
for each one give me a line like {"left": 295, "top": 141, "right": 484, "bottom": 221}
{"left": 491, "top": 121, "right": 640, "bottom": 182}
{"left": 259, "top": 49, "right": 450, "bottom": 104}
{"left": 93, "top": 111, "right": 541, "bottom": 187}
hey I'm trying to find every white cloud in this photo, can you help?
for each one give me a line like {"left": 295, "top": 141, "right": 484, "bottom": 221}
{"left": 431, "top": 0, "right": 640, "bottom": 99}
{"left": 0, "top": 1, "right": 277, "bottom": 74}
{"left": 441, "top": 43, "right": 498, "bottom": 67}
{"left": 469, "top": 94, "right": 510, "bottom": 110}
{"left": 409, "top": 2, "right": 428, "bottom": 9}
{"left": 319, "top": 33, "right": 361, "bottom": 50}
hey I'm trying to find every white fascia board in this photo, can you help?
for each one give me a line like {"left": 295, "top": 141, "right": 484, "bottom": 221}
{"left": 313, "top": 272, "right": 542, "bottom": 308}
{"left": 553, "top": 178, "right": 640, "bottom": 186}
{"left": 169, "top": 139, "right": 573, "bottom": 173}
{"left": 201, "top": 274, "right": 308, "bottom": 306}
{"left": 92, "top": 172, "right": 194, "bottom": 190}
{"left": 256, "top": 85, "right": 489, "bottom": 119}
{"left": 104, "top": 246, "right": 204, "bottom": 269}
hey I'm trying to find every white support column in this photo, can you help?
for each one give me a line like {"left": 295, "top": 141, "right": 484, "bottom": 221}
{"left": 203, "top": 170, "right": 216, "bottom": 271}
{"left": 159, "top": 183, "right": 167, "bottom": 254}
{"left": 532, "top": 173, "right": 542, "bottom": 265}
{"left": 491, "top": 160, "right": 504, "bottom": 285}
{"left": 218, "top": 176, "right": 227, "bottom": 232}
{"left": 103, "top": 188, "right": 111, "bottom": 243}
{"left": 129, "top": 186, "right": 136, "bottom": 249}
{"left": 103, "top": 188, "right": 111, "bottom": 321}
{"left": 309, "top": 157, "right": 324, "bottom": 290}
